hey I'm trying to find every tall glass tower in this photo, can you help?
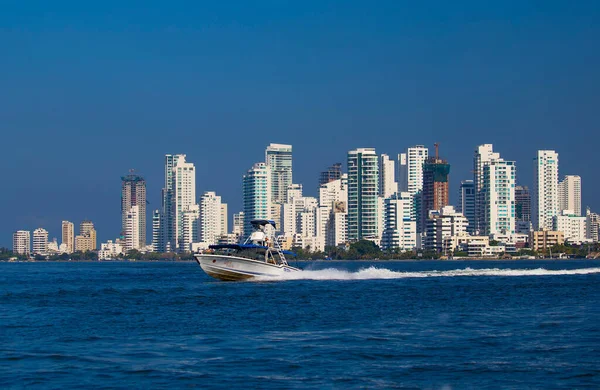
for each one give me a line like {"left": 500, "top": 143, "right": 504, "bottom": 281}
{"left": 347, "top": 148, "right": 379, "bottom": 241}
{"left": 242, "top": 162, "right": 272, "bottom": 237}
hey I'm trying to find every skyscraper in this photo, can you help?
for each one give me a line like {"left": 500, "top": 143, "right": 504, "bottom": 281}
{"left": 533, "top": 150, "right": 559, "bottom": 230}
{"left": 398, "top": 145, "right": 429, "bottom": 196}
{"left": 558, "top": 175, "right": 581, "bottom": 216}
{"left": 515, "top": 186, "right": 531, "bottom": 221}
{"left": 319, "top": 163, "right": 342, "bottom": 186}
{"left": 199, "top": 191, "right": 226, "bottom": 246}
{"left": 32, "top": 228, "right": 48, "bottom": 255}
{"left": 458, "top": 180, "right": 475, "bottom": 234}
{"left": 347, "top": 148, "right": 379, "bottom": 241}
{"left": 482, "top": 159, "right": 516, "bottom": 235}
{"left": 151, "top": 210, "right": 162, "bottom": 252}
{"left": 421, "top": 145, "right": 450, "bottom": 232}
{"left": 13, "top": 230, "right": 30, "bottom": 256}
{"left": 121, "top": 171, "right": 147, "bottom": 248}
{"left": 243, "top": 162, "right": 272, "bottom": 237}
{"left": 61, "top": 221, "right": 74, "bottom": 254}
{"left": 379, "top": 154, "right": 397, "bottom": 199}
{"left": 265, "top": 143, "right": 292, "bottom": 231}
{"left": 473, "top": 144, "right": 501, "bottom": 234}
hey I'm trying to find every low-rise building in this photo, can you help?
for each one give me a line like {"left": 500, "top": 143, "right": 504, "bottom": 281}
{"left": 530, "top": 230, "right": 565, "bottom": 252}
{"left": 98, "top": 240, "right": 124, "bottom": 260}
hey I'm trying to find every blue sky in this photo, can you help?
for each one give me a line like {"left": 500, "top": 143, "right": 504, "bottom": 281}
{"left": 1, "top": 1, "right": 599, "bottom": 246}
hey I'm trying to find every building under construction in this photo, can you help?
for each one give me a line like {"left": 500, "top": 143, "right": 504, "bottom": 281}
{"left": 421, "top": 144, "right": 451, "bottom": 232}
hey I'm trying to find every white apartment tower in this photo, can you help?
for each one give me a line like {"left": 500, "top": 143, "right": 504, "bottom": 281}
{"left": 347, "top": 148, "right": 379, "bottom": 241}
{"left": 265, "top": 143, "right": 293, "bottom": 204}
{"left": 533, "top": 150, "right": 559, "bottom": 230}
{"left": 398, "top": 145, "right": 429, "bottom": 196}
{"left": 233, "top": 212, "right": 245, "bottom": 238}
{"left": 379, "top": 154, "right": 397, "bottom": 199}
{"left": 160, "top": 154, "right": 196, "bottom": 251}
{"left": 473, "top": 144, "right": 501, "bottom": 234}
{"left": 32, "top": 228, "right": 49, "bottom": 255}
{"left": 13, "top": 230, "right": 31, "bottom": 256}
{"left": 266, "top": 143, "right": 292, "bottom": 231}
{"left": 317, "top": 175, "right": 348, "bottom": 247}
{"left": 482, "top": 159, "right": 516, "bottom": 235}
{"left": 243, "top": 162, "right": 272, "bottom": 236}
{"left": 558, "top": 175, "right": 581, "bottom": 216}
{"left": 199, "top": 191, "right": 226, "bottom": 246}
{"left": 125, "top": 205, "right": 140, "bottom": 251}
{"left": 151, "top": 210, "right": 162, "bottom": 252}
{"left": 61, "top": 221, "right": 74, "bottom": 254}
{"left": 180, "top": 205, "right": 199, "bottom": 251}
{"left": 381, "top": 192, "right": 417, "bottom": 251}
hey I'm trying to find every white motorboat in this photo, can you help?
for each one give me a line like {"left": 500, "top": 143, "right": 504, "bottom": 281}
{"left": 194, "top": 220, "right": 300, "bottom": 281}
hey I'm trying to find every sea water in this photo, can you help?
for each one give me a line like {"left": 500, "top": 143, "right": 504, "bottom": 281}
{"left": 1, "top": 260, "right": 599, "bottom": 389}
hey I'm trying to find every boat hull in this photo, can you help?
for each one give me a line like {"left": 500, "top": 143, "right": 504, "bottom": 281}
{"left": 194, "top": 254, "right": 299, "bottom": 281}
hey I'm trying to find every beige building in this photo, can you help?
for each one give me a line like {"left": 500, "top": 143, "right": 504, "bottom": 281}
{"left": 75, "top": 220, "right": 97, "bottom": 252}
{"left": 530, "top": 229, "right": 565, "bottom": 252}
{"left": 62, "top": 221, "right": 75, "bottom": 254}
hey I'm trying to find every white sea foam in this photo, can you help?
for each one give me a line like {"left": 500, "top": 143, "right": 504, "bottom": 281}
{"left": 253, "top": 266, "right": 600, "bottom": 281}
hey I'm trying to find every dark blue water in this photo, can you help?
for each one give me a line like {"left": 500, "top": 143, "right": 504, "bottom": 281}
{"left": 1, "top": 260, "right": 600, "bottom": 389}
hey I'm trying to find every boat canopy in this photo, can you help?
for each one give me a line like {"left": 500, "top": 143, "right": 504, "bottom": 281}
{"left": 250, "top": 219, "right": 277, "bottom": 228}
{"left": 208, "top": 244, "right": 268, "bottom": 251}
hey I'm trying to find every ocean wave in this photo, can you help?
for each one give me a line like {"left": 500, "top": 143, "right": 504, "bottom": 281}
{"left": 254, "top": 266, "right": 600, "bottom": 281}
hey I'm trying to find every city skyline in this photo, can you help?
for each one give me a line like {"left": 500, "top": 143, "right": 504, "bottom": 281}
{"left": 7, "top": 142, "right": 593, "bottom": 254}
{"left": 2, "top": 2, "right": 599, "bottom": 247}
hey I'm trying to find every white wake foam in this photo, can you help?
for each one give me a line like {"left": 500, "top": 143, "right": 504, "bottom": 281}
{"left": 254, "top": 266, "right": 600, "bottom": 281}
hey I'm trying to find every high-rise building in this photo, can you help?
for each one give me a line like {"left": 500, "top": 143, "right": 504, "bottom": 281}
{"left": 482, "top": 159, "right": 516, "bottom": 235}
{"left": 421, "top": 145, "right": 450, "bottom": 232}
{"left": 398, "top": 145, "right": 429, "bottom": 196}
{"left": 180, "top": 205, "right": 199, "bottom": 251}
{"left": 151, "top": 210, "right": 162, "bottom": 252}
{"left": 121, "top": 171, "right": 147, "bottom": 248}
{"left": 558, "top": 175, "right": 581, "bottom": 216}
{"left": 586, "top": 208, "right": 599, "bottom": 242}
{"left": 458, "top": 180, "right": 475, "bottom": 234}
{"left": 125, "top": 205, "right": 140, "bottom": 251}
{"left": 220, "top": 204, "right": 228, "bottom": 237}
{"left": 243, "top": 162, "right": 272, "bottom": 236}
{"left": 379, "top": 154, "right": 397, "bottom": 199}
{"left": 319, "top": 163, "right": 342, "bottom": 186}
{"left": 317, "top": 175, "right": 348, "bottom": 247}
{"left": 381, "top": 192, "right": 416, "bottom": 251}
{"left": 32, "top": 228, "right": 49, "bottom": 255}
{"left": 75, "top": 220, "right": 97, "bottom": 252}
{"left": 265, "top": 143, "right": 293, "bottom": 204}
{"left": 13, "top": 230, "right": 31, "bottom": 256}
{"left": 533, "top": 150, "right": 559, "bottom": 230}
{"left": 161, "top": 154, "right": 178, "bottom": 251}
{"left": 473, "top": 144, "right": 501, "bottom": 234}
{"left": 515, "top": 186, "right": 531, "bottom": 222}
{"left": 199, "top": 191, "right": 226, "bottom": 246}
{"left": 265, "top": 143, "right": 292, "bottom": 231}
{"left": 61, "top": 221, "right": 74, "bottom": 254}
{"left": 347, "top": 148, "right": 379, "bottom": 241}
{"left": 232, "top": 212, "right": 245, "bottom": 238}
{"left": 160, "top": 154, "right": 196, "bottom": 251}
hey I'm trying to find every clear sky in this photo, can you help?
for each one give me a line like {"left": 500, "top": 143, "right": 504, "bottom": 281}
{"left": 1, "top": 1, "right": 599, "bottom": 246}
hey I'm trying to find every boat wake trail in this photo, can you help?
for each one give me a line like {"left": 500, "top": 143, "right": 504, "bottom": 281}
{"left": 254, "top": 266, "right": 600, "bottom": 281}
